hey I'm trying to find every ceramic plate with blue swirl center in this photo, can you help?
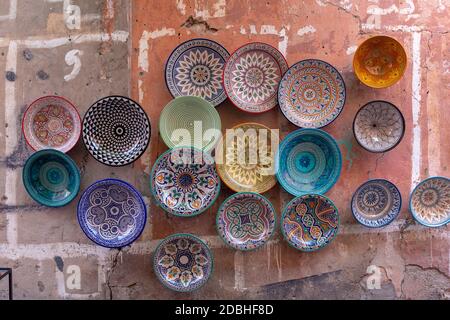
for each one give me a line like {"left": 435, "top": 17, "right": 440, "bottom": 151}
{"left": 77, "top": 179, "right": 147, "bottom": 248}
{"left": 276, "top": 129, "right": 342, "bottom": 196}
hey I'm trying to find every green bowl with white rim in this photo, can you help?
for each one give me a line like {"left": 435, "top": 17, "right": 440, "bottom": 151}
{"left": 22, "top": 149, "right": 80, "bottom": 207}
{"left": 159, "top": 96, "right": 222, "bottom": 152}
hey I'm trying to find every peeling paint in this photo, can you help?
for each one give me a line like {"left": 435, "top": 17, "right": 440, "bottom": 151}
{"left": 138, "top": 28, "right": 175, "bottom": 73}
{"left": 346, "top": 45, "right": 357, "bottom": 55}
{"left": 411, "top": 32, "right": 422, "bottom": 190}
{"left": 297, "top": 25, "right": 316, "bottom": 36}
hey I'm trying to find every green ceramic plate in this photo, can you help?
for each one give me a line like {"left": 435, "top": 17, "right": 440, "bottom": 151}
{"left": 159, "top": 96, "right": 222, "bottom": 152}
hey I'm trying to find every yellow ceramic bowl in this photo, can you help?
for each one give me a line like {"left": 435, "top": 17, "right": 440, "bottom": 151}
{"left": 353, "top": 36, "right": 407, "bottom": 88}
{"left": 215, "top": 122, "right": 279, "bottom": 194}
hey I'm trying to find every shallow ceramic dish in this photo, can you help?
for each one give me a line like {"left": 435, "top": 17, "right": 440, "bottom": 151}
{"left": 216, "top": 192, "right": 276, "bottom": 251}
{"left": 82, "top": 96, "right": 151, "bottom": 167}
{"left": 151, "top": 147, "right": 221, "bottom": 217}
{"left": 153, "top": 233, "right": 213, "bottom": 292}
{"left": 353, "top": 35, "right": 407, "bottom": 88}
{"left": 223, "top": 42, "right": 288, "bottom": 113}
{"left": 281, "top": 194, "right": 339, "bottom": 252}
{"left": 165, "top": 38, "right": 230, "bottom": 107}
{"left": 77, "top": 178, "right": 147, "bottom": 248}
{"left": 410, "top": 177, "right": 450, "bottom": 227}
{"left": 351, "top": 179, "right": 401, "bottom": 228}
{"left": 278, "top": 59, "right": 346, "bottom": 128}
{"left": 22, "top": 96, "right": 81, "bottom": 153}
{"left": 276, "top": 129, "right": 342, "bottom": 196}
{"left": 215, "top": 122, "right": 278, "bottom": 193}
{"left": 353, "top": 100, "right": 405, "bottom": 153}
{"left": 159, "top": 96, "right": 221, "bottom": 152}
{"left": 23, "top": 149, "right": 80, "bottom": 207}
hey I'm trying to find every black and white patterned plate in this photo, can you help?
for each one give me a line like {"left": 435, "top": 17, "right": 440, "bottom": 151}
{"left": 82, "top": 96, "right": 151, "bottom": 166}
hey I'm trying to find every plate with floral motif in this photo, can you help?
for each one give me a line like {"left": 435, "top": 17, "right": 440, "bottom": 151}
{"left": 223, "top": 42, "right": 288, "bottom": 113}
{"left": 151, "top": 147, "right": 221, "bottom": 217}
{"left": 153, "top": 234, "right": 213, "bottom": 292}
{"left": 165, "top": 38, "right": 229, "bottom": 107}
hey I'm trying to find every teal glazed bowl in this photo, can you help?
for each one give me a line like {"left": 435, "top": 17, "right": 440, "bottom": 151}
{"left": 23, "top": 149, "right": 81, "bottom": 207}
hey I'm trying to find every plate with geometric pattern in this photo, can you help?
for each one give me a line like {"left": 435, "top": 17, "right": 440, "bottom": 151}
{"left": 82, "top": 96, "right": 151, "bottom": 167}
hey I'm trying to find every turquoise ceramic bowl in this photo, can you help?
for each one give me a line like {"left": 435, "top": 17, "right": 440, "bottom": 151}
{"left": 23, "top": 149, "right": 80, "bottom": 207}
{"left": 276, "top": 129, "right": 342, "bottom": 196}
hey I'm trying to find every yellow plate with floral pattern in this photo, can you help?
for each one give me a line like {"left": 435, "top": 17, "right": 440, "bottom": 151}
{"left": 215, "top": 122, "right": 279, "bottom": 193}
{"left": 353, "top": 36, "right": 407, "bottom": 88}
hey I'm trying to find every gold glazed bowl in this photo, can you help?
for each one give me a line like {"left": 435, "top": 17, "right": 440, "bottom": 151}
{"left": 353, "top": 36, "right": 407, "bottom": 88}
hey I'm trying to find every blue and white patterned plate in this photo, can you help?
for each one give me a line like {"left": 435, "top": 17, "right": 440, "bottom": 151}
{"left": 77, "top": 179, "right": 147, "bottom": 248}
{"left": 276, "top": 129, "right": 342, "bottom": 196}
{"left": 351, "top": 179, "right": 402, "bottom": 228}
{"left": 165, "top": 38, "right": 230, "bottom": 107}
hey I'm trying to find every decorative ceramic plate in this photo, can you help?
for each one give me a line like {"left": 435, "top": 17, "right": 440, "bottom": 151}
{"left": 353, "top": 101, "right": 405, "bottom": 153}
{"left": 278, "top": 59, "right": 346, "bottom": 128}
{"left": 351, "top": 179, "right": 402, "bottom": 228}
{"left": 223, "top": 42, "right": 288, "bottom": 113}
{"left": 410, "top": 177, "right": 450, "bottom": 227}
{"left": 153, "top": 234, "right": 213, "bottom": 292}
{"left": 151, "top": 147, "right": 221, "bottom": 217}
{"left": 159, "top": 96, "right": 222, "bottom": 152}
{"left": 276, "top": 129, "right": 342, "bottom": 196}
{"left": 353, "top": 36, "right": 407, "bottom": 88}
{"left": 82, "top": 96, "right": 151, "bottom": 167}
{"left": 77, "top": 179, "right": 147, "bottom": 248}
{"left": 22, "top": 96, "right": 81, "bottom": 153}
{"left": 22, "top": 149, "right": 80, "bottom": 207}
{"left": 215, "top": 122, "right": 278, "bottom": 193}
{"left": 165, "top": 38, "right": 230, "bottom": 107}
{"left": 281, "top": 194, "right": 339, "bottom": 252}
{"left": 216, "top": 192, "right": 276, "bottom": 251}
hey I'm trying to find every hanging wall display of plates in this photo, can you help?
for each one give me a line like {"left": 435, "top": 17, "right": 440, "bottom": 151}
{"left": 165, "top": 38, "right": 230, "bottom": 107}
{"left": 278, "top": 59, "right": 346, "bottom": 128}
{"left": 223, "top": 42, "right": 289, "bottom": 113}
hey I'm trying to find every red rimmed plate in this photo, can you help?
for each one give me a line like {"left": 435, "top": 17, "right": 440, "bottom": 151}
{"left": 22, "top": 96, "right": 81, "bottom": 153}
{"left": 223, "top": 42, "right": 288, "bottom": 113}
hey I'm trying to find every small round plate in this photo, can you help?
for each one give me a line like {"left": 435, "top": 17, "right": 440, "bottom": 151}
{"left": 216, "top": 192, "right": 276, "bottom": 251}
{"left": 351, "top": 179, "right": 402, "bottom": 228}
{"left": 281, "top": 194, "right": 339, "bottom": 252}
{"left": 276, "top": 129, "right": 342, "bottom": 196}
{"left": 165, "top": 38, "right": 230, "bottom": 107}
{"left": 151, "top": 147, "right": 221, "bottom": 217}
{"left": 153, "top": 233, "right": 213, "bottom": 292}
{"left": 22, "top": 96, "right": 81, "bottom": 153}
{"left": 77, "top": 178, "right": 147, "bottom": 248}
{"left": 159, "top": 96, "right": 222, "bottom": 152}
{"left": 215, "top": 122, "right": 278, "bottom": 193}
{"left": 82, "top": 96, "right": 151, "bottom": 167}
{"left": 410, "top": 177, "right": 450, "bottom": 227}
{"left": 278, "top": 59, "right": 346, "bottom": 128}
{"left": 353, "top": 35, "right": 407, "bottom": 88}
{"left": 23, "top": 149, "right": 80, "bottom": 207}
{"left": 353, "top": 100, "right": 405, "bottom": 153}
{"left": 223, "top": 42, "right": 288, "bottom": 113}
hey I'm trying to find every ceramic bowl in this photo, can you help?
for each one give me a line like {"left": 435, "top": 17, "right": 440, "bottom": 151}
{"left": 351, "top": 179, "right": 402, "bottom": 228}
{"left": 223, "top": 42, "right": 288, "bottom": 113}
{"left": 165, "top": 38, "right": 230, "bottom": 107}
{"left": 410, "top": 177, "right": 450, "bottom": 227}
{"left": 216, "top": 192, "right": 276, "bottom": 251}
{"left": 77, "top": 178, "right": 147, "bottom": 248}
{"left": 153, "top": 233, "right": 213, "bottom": 292}
{"left": 276, "top": 129, "right": 342, "bottom": 196}
{"left": 22, "top": 96, "right": 81, "bottom": 153}
{"left": 353, "top": 100, "right": 405, "bottom": 153}
{"left": 353, "top": 36, "right": 407, "bottom": 88}
{"left": 278, "top": 59, "right": 346, "bottom": 128}
{"left": 151, "top": 147, "right": 221, "bottom": 217}
{"left": 82, "top": 96, "right": 151, "bottom": 167}
{"left": 159, "top": 96, "right": 221, "bottom": 152}
{"left": 281, "top": 194, "right": 339, "bottom": 252}
{"left": 22, "top": 149, "right": 80, "bottom": 207}
{"left": 215, "top": 122, "right": 278, "bottom": 193}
